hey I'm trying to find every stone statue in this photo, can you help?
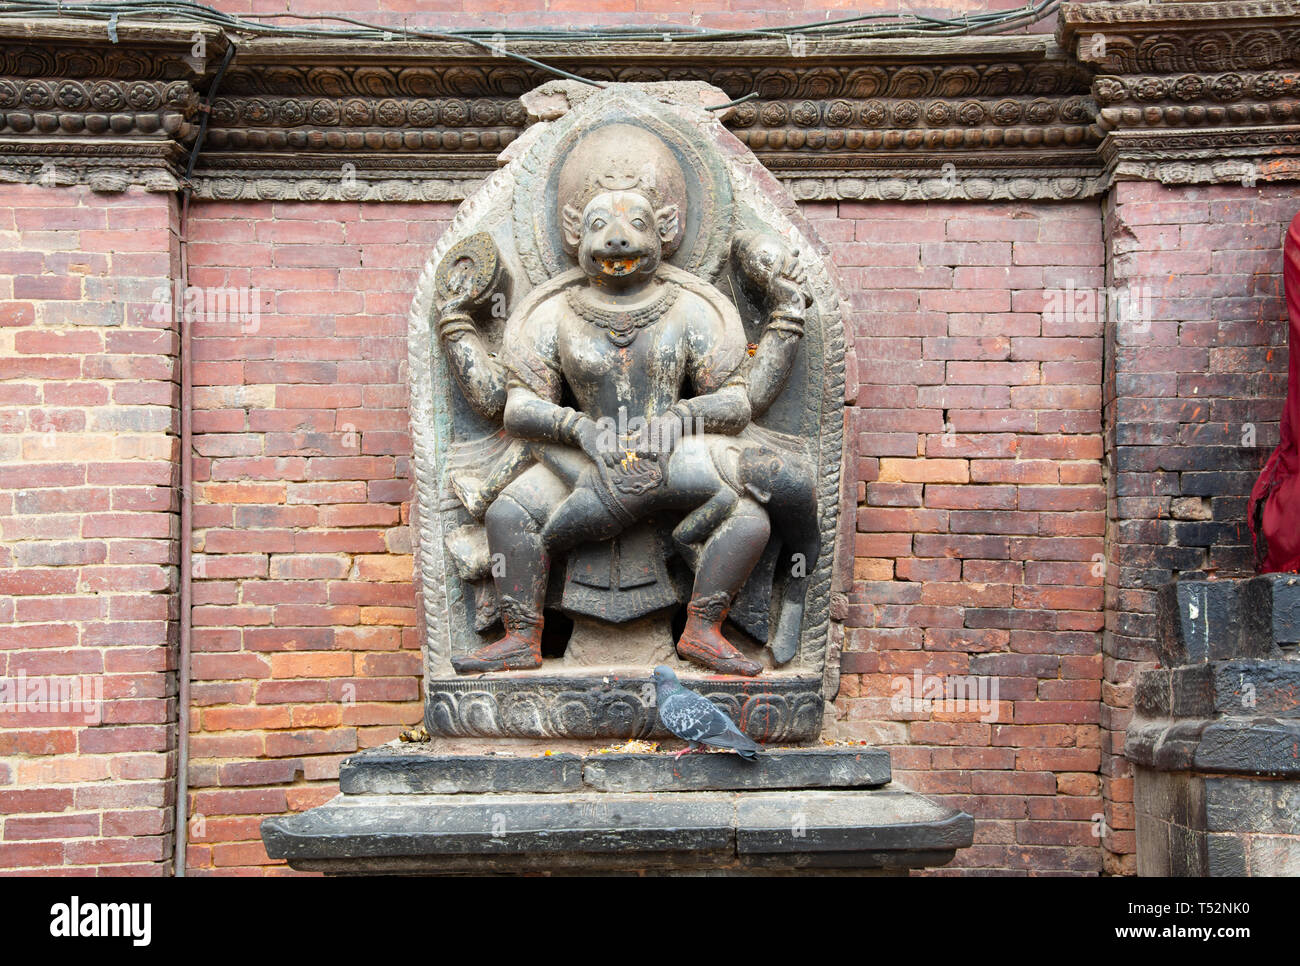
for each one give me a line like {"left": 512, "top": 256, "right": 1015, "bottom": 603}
{"left": 407, "top": 82, "right": 848, "bottom": 741}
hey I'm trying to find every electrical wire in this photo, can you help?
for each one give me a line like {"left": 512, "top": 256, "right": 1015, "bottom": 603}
{"left": 0, "top": 0, "right": 1063, "bottom": 98}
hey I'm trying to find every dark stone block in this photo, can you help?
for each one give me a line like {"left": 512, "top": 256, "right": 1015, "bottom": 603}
{"left": 262, "top": 793, "right": 737, "bottom": 866}
{"left": 735, "top": 788, "right": 974, "bottom": 854}
{"left": 339, "top": 748, "right": 583, "bottom": 795}
{"left": 1133, "top": 670, "right": 1171, "bottom": 717}
{"left": 1167, "top": 824, "right": 1208, "bottom": 876}
{"left": 1124, "top": 719, "right": 1207, "bottom": 771}
{"left": 1210, "top": 661, "right": 1300, "bottom": 717}
{"left": 1194, "top": 719, "right": 1300, "bottom": 776}
{"left": 582, "top": 747, "right": 890, "bottom": 793}
{"left": 1136, "top": 812, "right": 1171, "bottom": 877}
{"left": 1155, "top": 579, "right": 1278, "bottom": 667}
{"left": 340, "top": 746, "right": 893, "bottom": 795}
{"left": 1262, "top": 573, "right": 1300, "bottom": 644}
{"left": 261, "top": 785, "right": 973, "bottom": 875}
{"left": 1205, "top": 834, "right": 1248, "bottom": 877}
{"left": 1205, "top": 776, "right": 1300, "bottom": 835}
{"left": 1169, "top": 665, "right": 1214, "bottom": 717}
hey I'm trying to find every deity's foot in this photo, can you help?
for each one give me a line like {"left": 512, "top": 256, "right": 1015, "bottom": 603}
{"left": 451, "top": 632, "right": 543, "bottom": 673}
{"left": 676, "top": 613, "right": 762, "bottom": 677}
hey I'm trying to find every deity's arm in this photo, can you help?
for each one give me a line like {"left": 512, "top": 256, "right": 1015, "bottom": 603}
{"left": 733, "top": 232, "right": 807, "bottom": 419}
{"left": 673, "top": 292, "right": 752, "bottom": 436}
{"left": 437, "top": 308, "right": 507, "bottom": 421}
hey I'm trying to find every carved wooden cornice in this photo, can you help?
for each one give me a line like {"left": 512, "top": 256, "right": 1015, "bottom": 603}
{"left": 4, "top": 5, "right": 1300, "bottom": 200}
{"left": 187, "top": 33, "right": 1103, "bottom": 203}
{"left": 0, "top": 20, "right": 227, "bottom": 191}
{"left": 1058, "top": 0, "right": 1300, "bottom": 186}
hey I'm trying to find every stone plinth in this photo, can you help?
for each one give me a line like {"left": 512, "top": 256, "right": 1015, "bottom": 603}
{"left": 262, "top": 746, "right": 972, "bottom": 875}
{"left": 1127, "top": 574, "right": 1300, "bottom": 876}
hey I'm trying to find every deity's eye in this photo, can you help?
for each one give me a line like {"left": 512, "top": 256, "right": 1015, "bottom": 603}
{"left": 631, "top": 218, "right": 647, "bottom": 231}
{"left": 590, "top": 218, "right": 606, "bottom": 231}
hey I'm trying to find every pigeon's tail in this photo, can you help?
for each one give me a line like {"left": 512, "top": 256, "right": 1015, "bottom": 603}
{"left": 710, "top": 730, "right": 763, "bottom": 760}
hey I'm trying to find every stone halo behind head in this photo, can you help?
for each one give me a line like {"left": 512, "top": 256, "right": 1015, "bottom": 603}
{"left": 511, "top": 86, "right": 735, "bottom": 285}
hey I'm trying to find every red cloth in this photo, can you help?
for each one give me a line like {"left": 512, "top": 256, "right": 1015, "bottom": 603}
{"left": 1249, "top": 209, "right": 1300, "bottom": 573}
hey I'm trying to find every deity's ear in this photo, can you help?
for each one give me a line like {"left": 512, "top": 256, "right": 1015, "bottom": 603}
{"left": 655, "top": 204, "right": 680, "bottom": 248}
{"left": 561, "top": 204, "right": 583, "bottom": 249}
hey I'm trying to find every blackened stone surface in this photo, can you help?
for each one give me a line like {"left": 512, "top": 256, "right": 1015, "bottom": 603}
{"left": 1206, "top": 834, "right": 1248, "bottom": 877}
{"left": 1127, "top": 717, "right": 1300, "bottom": 775}
{"left": 340, "top": 745, "right": 891, "bottom": 794}
{"left": 1134, "top": 576, "right": 1300, "bottom": 877}
{"left": 1204, "top": 776, "right": 1300, "bottom": 835}
{"left": 261, "top": 784, "right": 972, "bottom": 875}
{"left": 1134, "top": 768, "right": 1300, "bottom": 877}
{"left": 1134, "top": 661, "right": 1300, "bottom": 718}
{"left": 1269, "top": 574, "right": 1300, "bottom": 644}
{"left": 582, "top": 747, "right": 890, "bottom": 792}
{"left": 264, "top": 793, "right": 736, "bottom": 862}
{"left": 339, "top": 749, "right": 583, "bottom": 795}
{"left": 1155, "top": 579, "right": 1280, "bottom": 667}
{"left": 735, "top": 789, "right": 972, "bottom": 854}
{"left": 424, "top": 674, "right": 824, "bottom": 743}
{"left": 1196, "top": 719, "right": 1300, "bottom": 775}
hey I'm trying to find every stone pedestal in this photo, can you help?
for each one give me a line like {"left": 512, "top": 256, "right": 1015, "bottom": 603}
{"left": 262, "top": 746, "right": 973, "bottom": 875}
{"left": 1126, "top": 574, "right": 1300, "bottom": 876}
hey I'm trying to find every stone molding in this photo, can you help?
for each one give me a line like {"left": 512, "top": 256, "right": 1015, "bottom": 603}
{"left": 3, "top": 6, "right": 1295, "bottom": 201}
{"left": 1059, "top": 0, "right": 1300, "bottom": 187}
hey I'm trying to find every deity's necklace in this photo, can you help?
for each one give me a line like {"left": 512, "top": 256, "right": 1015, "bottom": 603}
{"left": 566, "top": 280, "right": 680, "bottom": 347}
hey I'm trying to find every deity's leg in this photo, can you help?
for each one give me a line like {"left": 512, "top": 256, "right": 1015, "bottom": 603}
{"left": 541, "top": 477, "right": 627, "bottom": 554}
{"left": 452, "top": 466, "right": 566, "bottom": 673}
{"left": 752, "top": 453, "right": 820, "bottom": 666}
{"left": 676, "top": 498, "right": 769, "bottom": 677}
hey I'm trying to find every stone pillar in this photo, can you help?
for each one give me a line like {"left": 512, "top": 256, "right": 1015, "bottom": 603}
{"left": 1126, "top": 576, "right": 1300, "bottom": 875}
{"left": 1060, "top": 0, "right": 1300, "bottom": 875}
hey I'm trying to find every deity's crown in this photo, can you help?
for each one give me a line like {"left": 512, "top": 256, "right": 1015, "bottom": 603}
{"left": 577, "top": 154, "right": 663, "bottom": 210}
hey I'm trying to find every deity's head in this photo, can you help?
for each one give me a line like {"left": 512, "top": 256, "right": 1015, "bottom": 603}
{"left": 557, "top": 124, "right": 687, "bottom": 286}
{"left": 565, "top": 189, "right": 679, "bottom": 284}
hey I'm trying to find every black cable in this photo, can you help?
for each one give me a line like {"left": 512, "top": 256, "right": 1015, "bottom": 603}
{"left": 183, "top": 38, "right": 235, "bottom": 185}
{"left": 0, "top": 0, "right": 1060, "bottom": 45}
{"left": 0, "top": 0, "right": 1061, "bottom": 104}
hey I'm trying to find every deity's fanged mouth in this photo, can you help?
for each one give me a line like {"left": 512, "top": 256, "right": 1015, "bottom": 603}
{"left": 599, "top": 256, "right": 642, "bottom": 276}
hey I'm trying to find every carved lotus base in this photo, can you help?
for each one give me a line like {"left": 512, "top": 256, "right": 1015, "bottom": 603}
{"left": 423, "top": 673, "right": 825, "bottom": 743}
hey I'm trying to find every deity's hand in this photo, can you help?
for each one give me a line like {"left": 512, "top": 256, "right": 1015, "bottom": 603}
{"left": 734, "top": 232, "right": 808, "bottom": 322}
{"left": 636, "top": 411, "right": 686, "bottom": 459}
{"left": 573, "top": 416, "right": 620, "bottom": 467}
{"left": 768, "top": 249, "right": 808, "bottom": 319}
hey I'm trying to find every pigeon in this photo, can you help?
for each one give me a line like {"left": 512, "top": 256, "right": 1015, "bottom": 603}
{"left": 652, "top": 665, "right": 763, "bottom": 760}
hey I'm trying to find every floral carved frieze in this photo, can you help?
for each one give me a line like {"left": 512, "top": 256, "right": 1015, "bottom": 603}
{"left": 1059, "top": 0, "right": 1300, "bottom": 186}
{"left": 6, "top": 6, "right": 1300, "bottom": 198}
{"left": 0, "top": 22, "right": 219, "bottom": 192}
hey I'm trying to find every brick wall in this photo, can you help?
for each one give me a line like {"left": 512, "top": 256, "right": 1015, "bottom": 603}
{"left": 0, "top": 179, "right": 1291, "bottom": 876}
{"left": 182, "top": 200, "right": 450, "bottom": 873}
{"left": 817, "top": 198, "right": 1108, "bottom": 875}
{"left": 0, "top": 183, "right": 180, "bottom": 874}
{"left": 1098, "top": 181, "right": 1293, "bottom": 875}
